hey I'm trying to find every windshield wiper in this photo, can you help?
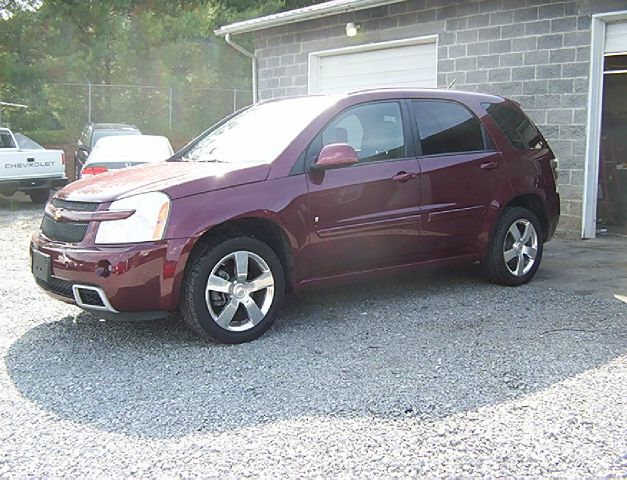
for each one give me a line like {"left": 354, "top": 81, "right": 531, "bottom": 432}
{"left": 178, "top": 156, "right": 225, "bottom": 163}
{"left": 197, "top": 158, "right": 225, "bottom": 163}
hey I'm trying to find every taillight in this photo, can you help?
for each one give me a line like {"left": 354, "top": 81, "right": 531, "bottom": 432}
{"left": 550, "top": 158, "right": 559, "bottom": 181}
{"left": 61, "top": 152, "right": 65, "bottom": 165}
{"left": 81, "top": 166, "right": 108, "bottom": 177}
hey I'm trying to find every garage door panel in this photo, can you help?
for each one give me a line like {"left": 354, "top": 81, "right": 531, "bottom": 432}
{"left": 319, "top": 78, "right": 435, "bottom": 94}
{"left": 320, "top": 79, "right": 434, "bottom": 95}
{"left": 319, "top": 53, "right": 436, "bottom": 77}
{"left": 319, "top": 68, "right": 436, "bottom": 90}
{"left": 318, "top": 44, "right": 435, "bottom": 71}
{"left": 310, "top": 38, "right": 437, "bottom": 94}
{"left": 320, "top": 64, "right": 437, "bottom": 81}
{"left": 606, "top": 22, "right": 627, "bottom": 54}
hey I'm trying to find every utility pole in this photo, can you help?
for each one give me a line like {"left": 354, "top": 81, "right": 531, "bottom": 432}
{"left": 87, "top": 82, "right": 92, "bottom": 123}
{"left": 168, "top": 87, "right": 173, "bottom": 132}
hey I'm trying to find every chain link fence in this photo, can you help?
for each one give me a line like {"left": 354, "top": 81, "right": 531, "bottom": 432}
{"left": 1, "top": 82, "right": 253, "bottom": 149}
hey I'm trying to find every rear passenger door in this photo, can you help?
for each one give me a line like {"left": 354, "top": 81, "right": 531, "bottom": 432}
{"left": 410, "top": 99, "right": 502, "bottom": 256}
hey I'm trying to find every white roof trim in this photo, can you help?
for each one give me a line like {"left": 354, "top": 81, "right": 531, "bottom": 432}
{"left": 215, "top": 0, "right": 403, "bottom": 36}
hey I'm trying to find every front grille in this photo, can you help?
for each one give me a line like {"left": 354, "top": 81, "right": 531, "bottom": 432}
{"left": 51, "top": 198, "right": 99, "bottom": 212}
{"left": 41, "top": 198, "right": 100, "bottom": 243}
{"left": 41, "top": 215, "right": 89, "bottom": 243}
{"left": 36, "top": 276, "right": 74, "bottom": 300}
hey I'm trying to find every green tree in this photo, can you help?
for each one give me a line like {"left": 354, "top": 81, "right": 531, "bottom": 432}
{"left": 0, "top": 1, "right": 322, "bottom": 143}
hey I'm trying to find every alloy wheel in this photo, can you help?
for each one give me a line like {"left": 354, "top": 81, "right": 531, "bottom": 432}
{"left": 204, "top": 250, "right": 275, "bottom": 332}
{"left": 503, "top": 219, "right": 538, "bottom": 277}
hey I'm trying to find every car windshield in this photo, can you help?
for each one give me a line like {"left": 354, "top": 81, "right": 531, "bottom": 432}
{"left": 92, "top": 129, "right": 140, "bottom": 147}
{"left": 181, "top": 96, "right": 337, "bottom": 164}
{"left": 88, "top": 136, "right": 172, "bottom": 163}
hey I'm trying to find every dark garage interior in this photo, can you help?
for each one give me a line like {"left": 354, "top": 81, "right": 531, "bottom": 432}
{"left": 599, "top": 54, "right": 627, "bottom": 237}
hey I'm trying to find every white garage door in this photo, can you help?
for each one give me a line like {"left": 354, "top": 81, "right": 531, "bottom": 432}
{"left": 605, "top": 21, "right": 627, "bottom": 53}
{"left": 308, "top": 36, "right": 437, "bottom": 95}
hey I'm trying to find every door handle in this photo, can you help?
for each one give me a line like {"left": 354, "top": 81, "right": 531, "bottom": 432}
{"left": 392, "top": 171, "right": 417, "bottom": 182}
{"left": 480, "top": 161, "right": 499, "bottom": 170}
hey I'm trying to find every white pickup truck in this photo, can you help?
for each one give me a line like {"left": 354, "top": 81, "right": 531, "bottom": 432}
{"left": 0, "top": 127, "right": 67, "bottom": 203}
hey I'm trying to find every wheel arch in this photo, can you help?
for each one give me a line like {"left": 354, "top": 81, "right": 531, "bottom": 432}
{"left": 184, "top": 216, "right": 295, "bottom": 291}
{"left": 504, "top": 193, "right": 549, "bottom": 241}
{"left": 478, "top": 188, "right": 549, "bottom": 258}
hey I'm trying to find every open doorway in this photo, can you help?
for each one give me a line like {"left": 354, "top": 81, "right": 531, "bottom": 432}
{"left": 597, "top": 54, "right": 627, "bottom": 237}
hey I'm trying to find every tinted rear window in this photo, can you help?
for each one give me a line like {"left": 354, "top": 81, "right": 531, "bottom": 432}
{"left": 482, "top": 102, "right": 545, "bottom": 150}
{"left": 411, "top": 100, "right": 485, "bottom": 156}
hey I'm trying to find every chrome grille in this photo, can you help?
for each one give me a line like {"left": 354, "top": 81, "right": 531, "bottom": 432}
{"left": 51, "top": 198, "right": 99, "bottom": 212}
{"left": 41, "top": 199, "right": 100, "bottom": 243}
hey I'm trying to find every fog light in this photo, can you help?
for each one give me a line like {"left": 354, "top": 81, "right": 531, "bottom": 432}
{"left": 96, "top": 260, "right": 112, "bottom": 278}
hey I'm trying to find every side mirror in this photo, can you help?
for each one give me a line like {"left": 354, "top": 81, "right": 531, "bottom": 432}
{"left": 313, "top": 143, "right": 359, "bottom": 170}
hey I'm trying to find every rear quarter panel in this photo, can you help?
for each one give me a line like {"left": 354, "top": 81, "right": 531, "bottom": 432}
{"left": 473, "top": 100, "right": 560, "bottom": 253}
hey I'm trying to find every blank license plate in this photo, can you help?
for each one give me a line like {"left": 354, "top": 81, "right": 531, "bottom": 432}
{"left": 32, "top": 250, "right": 51, "bottom": 283}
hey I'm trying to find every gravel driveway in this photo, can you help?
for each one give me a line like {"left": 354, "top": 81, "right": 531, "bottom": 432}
{"left": 1, "top": 196, "right": 625, "bottom": 478}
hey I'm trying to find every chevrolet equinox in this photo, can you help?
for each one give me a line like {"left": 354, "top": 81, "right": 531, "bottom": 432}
{"left": 31, "top": 89, "right": 560, "bottom": 343}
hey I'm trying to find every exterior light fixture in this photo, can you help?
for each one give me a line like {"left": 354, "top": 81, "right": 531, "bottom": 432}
{"left": 345, "top": 22, "right": 360, "bottom": 37}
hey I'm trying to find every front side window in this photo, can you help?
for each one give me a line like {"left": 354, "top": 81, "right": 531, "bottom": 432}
{"left": 412, "top": 100, "right": 485, "bottom": 156}
{"left": 316, "top": 101, "right": 405, "bottom": 164}
{"left": 482, "top": 102, "right": 544, "bottom": 150}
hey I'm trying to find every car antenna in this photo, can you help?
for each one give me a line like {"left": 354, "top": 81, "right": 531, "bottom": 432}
{"left": 447, "top": 78, "right": 457, "bottom": 89}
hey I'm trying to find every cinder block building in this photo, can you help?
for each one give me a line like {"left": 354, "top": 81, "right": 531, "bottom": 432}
{"left": 217, "top": 0, "right": 627, "bottom": 238}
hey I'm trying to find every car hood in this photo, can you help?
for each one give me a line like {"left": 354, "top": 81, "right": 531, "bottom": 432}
{"left": 57, "top": 161, "right": 271, "bottom": 203}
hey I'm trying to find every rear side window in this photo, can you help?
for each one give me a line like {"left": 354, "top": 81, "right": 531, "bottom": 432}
{"left": 482, "top": 102, "right": 545, "bottom": 150}
{"left": 0, "top": 132, "right": 16, "bottom": 148}
{"left": 411, "top": 100, "right": 485, "bottom": 156}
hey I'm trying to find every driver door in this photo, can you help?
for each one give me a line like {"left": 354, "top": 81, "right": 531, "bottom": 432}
{"left": 305, "top": 101, "right": 422, "bottom": 278}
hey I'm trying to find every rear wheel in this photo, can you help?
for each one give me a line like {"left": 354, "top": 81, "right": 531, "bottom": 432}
{"left": 29, "top": 189, "right": 50, "bottom": 204}
{"left": 483, "top": 207, "right": 543, "bottom": 286}
{"left": 180, "top": 237, "right": 285, "bottom": 343}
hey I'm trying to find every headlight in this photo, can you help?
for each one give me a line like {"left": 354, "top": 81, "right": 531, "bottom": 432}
{"left": 95, "top": 192, "right": 171, "bottom": 244}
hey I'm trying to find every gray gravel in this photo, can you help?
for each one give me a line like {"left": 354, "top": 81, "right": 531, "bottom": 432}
{"left": 0, "top": 196, "right": 626, "bottom": 478}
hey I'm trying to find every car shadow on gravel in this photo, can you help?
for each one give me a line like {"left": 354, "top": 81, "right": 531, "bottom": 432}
{"left": 0, "top": 193, "right": 43, "bottom": 210}
{"left": 5, "top": 265, "right": 626, "bottom": 438}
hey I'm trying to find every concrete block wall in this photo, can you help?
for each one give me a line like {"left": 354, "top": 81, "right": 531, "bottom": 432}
{"left": 253, "top": 0, "right": 627, "bottom": 236}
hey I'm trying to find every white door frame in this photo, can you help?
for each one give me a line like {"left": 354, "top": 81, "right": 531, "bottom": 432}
{"left": 582, "top": 10, "right": 627, "bottom": 238}
{"left": 307, "top": 34, "right": 439, "bottom": 94}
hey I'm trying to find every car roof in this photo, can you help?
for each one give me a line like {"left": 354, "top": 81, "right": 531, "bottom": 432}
{"left": 348, "top": 87, "right": 504, "bottom": 102}
{"left": 259, "top": 88, "right": 505, "bottom": 106}
{"left": 91, "top": 123, "right": 139, "bottom": 130}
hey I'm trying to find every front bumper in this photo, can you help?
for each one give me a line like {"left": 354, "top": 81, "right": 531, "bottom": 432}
{"left": 30, "top": 233, "right": 191, "bottom": 315}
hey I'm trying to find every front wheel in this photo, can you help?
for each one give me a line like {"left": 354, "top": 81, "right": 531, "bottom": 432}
{"left": 483, "top": 207, "right": 543, "bottom": 286}
{"left": 180, "top": 237, "right": 286, "bottom": 343}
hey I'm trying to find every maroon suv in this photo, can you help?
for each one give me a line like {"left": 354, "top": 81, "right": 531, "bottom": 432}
{"left": 31, "top": 89, "right": 559, "bottom": 343}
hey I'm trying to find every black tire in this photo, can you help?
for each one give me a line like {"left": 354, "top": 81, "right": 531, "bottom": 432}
{"left": 180, "top": 236, "right": 286, "bottom": 344}
{"left": 483, "top": 206, "right": 544, "bottom": 286}
{"left": 29, "top": 189, "right": 50, "bottom": 204}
